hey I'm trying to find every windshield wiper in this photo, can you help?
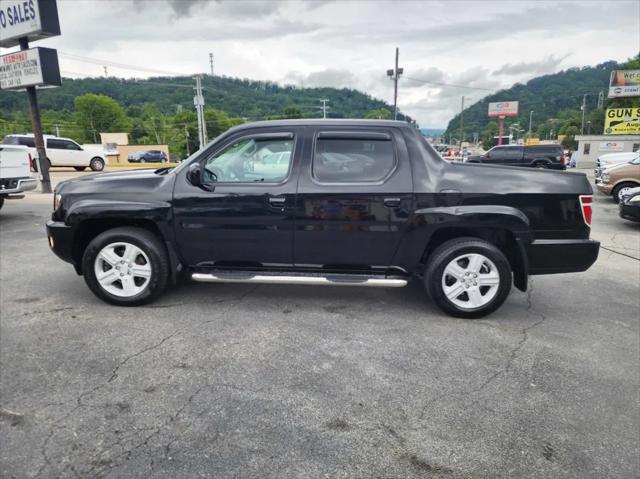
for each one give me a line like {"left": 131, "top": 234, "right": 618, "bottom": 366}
{"left": 253, "top": 178, "right": 265, "bottom": 182}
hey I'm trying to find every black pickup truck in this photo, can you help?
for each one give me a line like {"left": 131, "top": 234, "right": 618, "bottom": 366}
{"left": 46, "top": 120, "right": 599, "bottom": 318}
{"left": 466, "top": 144, "right": 567, "bottom": 170}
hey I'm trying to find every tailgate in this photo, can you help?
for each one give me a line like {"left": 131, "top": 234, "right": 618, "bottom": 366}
{"left": 0, "top": 145, "right": 31, "bottom": 179}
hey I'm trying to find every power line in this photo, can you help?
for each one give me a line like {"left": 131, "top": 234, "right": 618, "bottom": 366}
{"left": 58, "top": 51, "right": 187, "bottom": 77}
{"left": 403, "top": 76, "right": 495, "bottom": 92}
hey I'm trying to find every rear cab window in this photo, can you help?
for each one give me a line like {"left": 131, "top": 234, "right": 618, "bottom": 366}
{"left": 312, "top": 131, "right": 396, "bottom": 183}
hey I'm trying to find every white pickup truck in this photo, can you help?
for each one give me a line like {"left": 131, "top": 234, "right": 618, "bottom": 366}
{"left": 0, "top": 145, "right": 38, "bottom": 210}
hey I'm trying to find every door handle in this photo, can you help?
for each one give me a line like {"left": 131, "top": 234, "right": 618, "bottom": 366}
{"left": 268, "top": 196, "right": 286, "bottom": 207}
{"left": 383, "top": 197, "right": 401, "bottom": 208}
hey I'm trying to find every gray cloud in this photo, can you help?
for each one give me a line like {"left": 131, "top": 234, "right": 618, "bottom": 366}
{"left": 493, "top": 55, "right": 571, "bottom": 76}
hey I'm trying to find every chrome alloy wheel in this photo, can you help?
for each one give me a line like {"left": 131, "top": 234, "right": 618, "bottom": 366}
{"left": 93, "top": 242, "right": 152, "bottom": 297}
{"left": 441, "top": 253, "right": 500, "bottom": 310}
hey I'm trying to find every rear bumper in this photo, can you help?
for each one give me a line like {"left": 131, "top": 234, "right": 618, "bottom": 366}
{"left": 0, "top": 177, "right": 37, "bottom": 195}
{"left": 527, "top": 239, "right": 600, "bottom": 275}
{"left": 46, "top": 220, "right": 76, "bottom": 265}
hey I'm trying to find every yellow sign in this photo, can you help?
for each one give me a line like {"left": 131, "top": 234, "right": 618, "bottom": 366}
{"left": 525, "top": 138, "right": 540, "bottom": 145}
{"left": 604, "top": 107, "right": 640, "bottom": 135}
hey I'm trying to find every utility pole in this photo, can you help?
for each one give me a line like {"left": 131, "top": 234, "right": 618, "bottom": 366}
{"left": 184, "top": 124, "right": 190, "bottom": 157}
{"left": 597, "top": 91, "right": 604, "bottom": 109}
{"left": 580, "top": 94, "right": 587, "bottom": 134}
{"left": 459, "top": 96, "right": 466, "bottom": 146}
{"left": 386, "top": 47, "right": 403, "bottom": 120}
{"left": 193, "top": 75, "right": 207, "bottom": 149}
{"left": 103, "top": 65, "right": 108, "bottom": 77}
{"left": 19, "top": 38, "right": 51, "bottom": 193}
{"left": 318, "top": 99, "right": 330, "bottom": 119}
{"left": 209, "top": 53, "right": 214, "bottom": 76}
{"left": 587, "top": 120, "right": 591, "bottom": 135}
{"left": 55, "top": 124, "right": 61, "bottom": 137}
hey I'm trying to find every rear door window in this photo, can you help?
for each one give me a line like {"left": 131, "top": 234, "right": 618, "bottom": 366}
{"left": 490, "top": 146, "right": 521, "bottom": 159}
{"left": 313, "top": 132, "right": 395, "bottom": 183}
{"left": 18, "top": 137, "right": 36, "bottom": 148}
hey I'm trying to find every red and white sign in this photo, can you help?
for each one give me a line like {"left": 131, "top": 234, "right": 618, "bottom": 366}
{"left": 0, "top": 47, "right": 60, "bottom": 90}
{"left": 488, "top": 101, "right": 519, "bottom": 117}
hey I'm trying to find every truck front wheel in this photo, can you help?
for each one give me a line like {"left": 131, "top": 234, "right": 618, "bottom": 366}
{"left": 82, "top": 227, "right": 169, "bottom": 306}
{"left": 425, "top": 237, "right": 512, "bottom": 319}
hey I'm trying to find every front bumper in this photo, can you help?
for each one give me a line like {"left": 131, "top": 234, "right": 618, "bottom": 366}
{"left": 619, "top": 202, "right": 640, "bottom": 222}
{"left": 596, "top": 182, "right": 613, "bottom": 195}
{"left": 0, "top": 177, "right": 37, "bottom": 195}
{"left": 46, "top": 220, "right": 76, "bottom": 265}
{"left": 527, "top": 239, "right": 600, "bottom": 275}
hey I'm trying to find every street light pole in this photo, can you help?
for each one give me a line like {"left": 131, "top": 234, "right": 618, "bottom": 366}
{"left": 528, "top": 110, "right": 534, "bottom": 137}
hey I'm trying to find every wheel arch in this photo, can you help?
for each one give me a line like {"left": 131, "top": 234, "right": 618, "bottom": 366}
{"left": 403, "top": 206, "right": 532, "bottom": 292}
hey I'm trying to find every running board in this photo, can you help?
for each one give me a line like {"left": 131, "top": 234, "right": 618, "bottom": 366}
{"left": 191, "top": 272, "right": 408, "bottom": 288}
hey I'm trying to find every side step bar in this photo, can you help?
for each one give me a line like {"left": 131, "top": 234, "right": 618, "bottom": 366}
{"left": 191, "top": 272, "right": 408, "bottom": 288}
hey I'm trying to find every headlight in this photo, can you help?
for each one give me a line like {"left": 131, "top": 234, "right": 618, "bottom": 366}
{"left": 53, "top": 193, "right": 62, "bottom": 210}
{"left": 629, "top": 195, "right": 640, "bottom": 203}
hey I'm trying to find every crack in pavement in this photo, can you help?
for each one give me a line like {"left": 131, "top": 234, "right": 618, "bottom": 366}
{"left": 107, "top": 332, "right": 180, "bottom": 383}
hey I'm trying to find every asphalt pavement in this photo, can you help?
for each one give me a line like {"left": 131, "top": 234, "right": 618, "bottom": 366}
{"left": 1, "top": 169, "right": 638, "bottom": 478}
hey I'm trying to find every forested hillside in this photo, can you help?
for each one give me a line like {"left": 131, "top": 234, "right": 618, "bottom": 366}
{"left": 0, "top": 75, "right": 408, "bottom": 157}
{"left": 444, "top": 55, "right": 640, "bottom": 149}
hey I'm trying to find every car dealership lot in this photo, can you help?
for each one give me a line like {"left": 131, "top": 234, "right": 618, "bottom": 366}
{"left": 1, "top": 170, "right": 638, "bottom": 479}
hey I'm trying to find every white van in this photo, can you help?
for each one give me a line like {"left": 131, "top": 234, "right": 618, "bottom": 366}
{"left": 1, "top": 134, "right": 108, "bottom": 171}
{"left": 0, "top": 144, "right": 37, "bottom": 210}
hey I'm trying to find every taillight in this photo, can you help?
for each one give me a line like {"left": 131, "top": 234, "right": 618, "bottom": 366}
{"left": 28, "top": 153, "right": 36, "bottom": 172}
{"left": 579, "top": 195, "right": 592, "bottom": 226}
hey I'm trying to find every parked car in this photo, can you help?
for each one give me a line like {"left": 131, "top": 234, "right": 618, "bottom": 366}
{"left": 1, "top": 134, "right": 107, "bottom": 171}
{"left": 466, "top": 144, "right": 566, "bottom": 170}
{"left": 46, "top": 119, "right": 599, "bottom": 319}
{"left": 596, "top": 155, "right": 640, "bottom": 202}
{"left": 594, "top": 151, "right": 639, "bottom": 182}
{"left": 619, "top": 186, "right": 640, "bottom": 223}
{"left": 0, "top": 144, "right": 38, "bottom": 210}
{"left": 128, "top": 150, "right": 168, "bottom": 163}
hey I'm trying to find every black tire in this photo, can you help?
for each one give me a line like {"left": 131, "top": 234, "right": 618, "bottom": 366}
{"left": 82, "top": 227, "right": 169, "bottom": 306}
{"left": 533, "top": 162, "right": 549, "bottom": 169}
{"left": 74, "top": 166, "right": 86, "bottom": 172}
{"left": 424, "top": 237, "right": 512, "bottom": 319}
{"left": 612, "top": 182, "right": 636, "bottom": 204}
{"left": 90, "top": 157, "right": 105, "bottom": 171}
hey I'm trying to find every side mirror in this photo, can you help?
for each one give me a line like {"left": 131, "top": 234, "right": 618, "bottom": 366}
{"left": 187, "top": 162, "right": 203, "bottom": 187}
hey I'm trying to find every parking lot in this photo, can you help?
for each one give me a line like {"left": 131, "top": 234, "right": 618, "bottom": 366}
{"left": 1, "top": 169, "right": 638, "bottom": 479}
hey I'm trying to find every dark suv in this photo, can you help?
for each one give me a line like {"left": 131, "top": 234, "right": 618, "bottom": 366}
{"left": 46, "top": 120, "right": 598, "bottom": 318}
{"left": 128, "top": 150, "right": 167, "bottom": 163}
{"left": 466, "top": 144, "right": 566, "bottom": 170}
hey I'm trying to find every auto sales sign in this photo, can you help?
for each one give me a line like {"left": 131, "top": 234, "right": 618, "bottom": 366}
{"left": 0, "top": 0, "right": 60, "bottom": 47}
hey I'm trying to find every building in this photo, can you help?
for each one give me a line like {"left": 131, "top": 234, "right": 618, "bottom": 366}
{"left": 99, "top": 132, "right": 170, "bottom": 165}
{"left": 574, "top": 135, "right": 640, "bottom": 168}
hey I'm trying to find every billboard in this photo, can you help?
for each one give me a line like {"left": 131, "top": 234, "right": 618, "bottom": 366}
{"left": 0, "top": 47, "right": 61, "bottom": 90}
{"left": 604, "top": 107, "right": 640, "bottom": 135}
{"left": 488, "top": 101, "right": 519, "bottom": 117}
{"left": 0, "top": 0, "right": 61, "bottom": 47}
{"left": 608, "top": 70, "right": 640, "bottom": 98}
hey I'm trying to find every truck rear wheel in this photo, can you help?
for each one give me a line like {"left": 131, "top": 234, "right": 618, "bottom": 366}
{"left": 424, "top": 237, "right": 512, "bottom": 319}
{"left": 82, "top": 227, "right": 169, "bottom": 306}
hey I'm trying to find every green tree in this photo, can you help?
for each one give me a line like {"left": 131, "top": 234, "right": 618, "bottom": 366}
{"left": 364, "top": 108, "right": 392, "bottom": 119}
{"left": 283, "top": 106, "right": 303, "bottom": 119}
{"left": 74, "top": 94, "right": 130, "bottom": 143}
{"left": 561, "top": 125, "right": 580, "bottom": 150}
{"left": 204, "top": 108, "right": 243, "bottom": 141}
{"left": 481, "top": 121, "right": 499, "bottom": 149}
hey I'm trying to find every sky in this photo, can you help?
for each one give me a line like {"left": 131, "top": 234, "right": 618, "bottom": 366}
{"left": 3, "top": 0, "right": 639, "bottom": 127}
